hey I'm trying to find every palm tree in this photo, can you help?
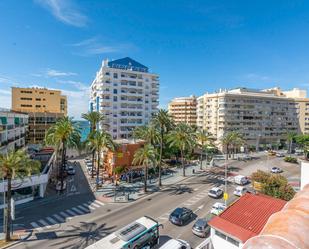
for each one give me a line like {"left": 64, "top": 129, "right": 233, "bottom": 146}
{"left": 167, "top": 123, "right": 196, "bottom": 177}
{"left": 0, "top": 149, "right": 41, "bottom": 241}
{"left": 152, "top": 109, "right": 173, "bottom": 186}
{"left": 132, "top": 144, "right": 156, "bottom": 192}
{"left": 221, "top": 131, "right": 242, "bottom": 160}
{"left": 196, "top": 129, "right": 213, "bottom": 170}
{"left": 82, "top": 111, "right": 105, "bottom": 178}
{"left": 88, "top": 130, "right": 115, "bottom": 187}
{"left": 286, "top": 131, "right": 297, "bottom": 155}
{"left": 45, "top": 117, "right": 81, "bottom": 191}
{"left": 133, "top": 125, "right": 160, "bottom": 146}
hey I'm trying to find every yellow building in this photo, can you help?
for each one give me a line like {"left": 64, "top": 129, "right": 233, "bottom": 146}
{"left": 168, "top": 95, "right": 197, "bottom": 126}
{"left": 12, "top": 87, "right": 67, "bottom": 144}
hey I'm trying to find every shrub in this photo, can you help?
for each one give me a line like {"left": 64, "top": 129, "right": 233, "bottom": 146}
{"left": 251, "top": 170, "right": 270, "bottom": 184}
{"left": 284, "top": 156, "right": 298, "bottom": 163}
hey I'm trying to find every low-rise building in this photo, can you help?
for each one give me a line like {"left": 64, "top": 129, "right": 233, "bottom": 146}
{"left": 104, "top": 139, "right": 144, "bottom": 177}
{"left": 168, "top": 95, "right": 197, "bottom": 126}
{"left": 11, "top": 87, "right": 67, "bottom": 144}
{"left": 0, "top": 108, "right": 28, "bottom": 154}
{"left": 207, "top": 193, "right": 286, "bottom": 249}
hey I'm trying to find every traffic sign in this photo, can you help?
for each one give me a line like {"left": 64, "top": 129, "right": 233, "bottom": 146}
{"left": 223, "top": 192, "right": 229, "bottom": 201}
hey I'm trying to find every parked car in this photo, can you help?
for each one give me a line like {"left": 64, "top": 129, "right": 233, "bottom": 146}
{"left": 271, "top": 167, "right": 283, "bottom": 173}
{"left": 208, "top": 187, "right": 223, "bottom": 198}
{"left": 56, "top": 181, "right": 67, "bottom": 191}
{"left": 67, "top": 165, "right": 76, "bottom": 175}
{"left": 276, "top": 152, "right": 285, "bottom": 157}
{"left": 210, "top": 202, "right": 226, "bottom": 216}
{"left": 268, "top": 150, "right": 276, "bottom": 156}
{"left": 169, "top": 207, "right": 193, "bottom": 226}
{"left": 192, "top": 218, "right": 210, "bottom": 237}
{"left": 234, "top": 175, "right": 249, "bottom": 185}
{"left": 233, "top": 186, "right": 248, "bottom": 197}
{"left": 159, "top": 239, "right": 191, "bottom": 249}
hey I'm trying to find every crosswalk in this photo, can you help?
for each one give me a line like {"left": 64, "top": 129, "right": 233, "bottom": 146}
{"left": 30, "top": 200, "right": 105, "bottom": 231}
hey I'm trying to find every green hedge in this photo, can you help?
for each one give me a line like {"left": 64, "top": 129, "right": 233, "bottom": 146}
{"left": 284, "top": 156, "right": 298, "bottom": 163}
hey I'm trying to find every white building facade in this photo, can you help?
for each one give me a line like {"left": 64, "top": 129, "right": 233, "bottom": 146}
{"left": 0, "top": 108, "right": 28, "bottom": 154}
{"left": 90, "top": 57, "right": 159, "bottom": 139}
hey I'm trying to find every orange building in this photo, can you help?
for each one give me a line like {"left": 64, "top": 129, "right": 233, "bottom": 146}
{"left": 104, "top": 139, "right": 144, "bottom": 176}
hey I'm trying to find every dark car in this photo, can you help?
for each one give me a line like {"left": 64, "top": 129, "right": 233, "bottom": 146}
{"left": 67, "top": 165, "right": 76, "bottom": 175}
{"left": 169, "top": 207, "right": 193, "bottom": 226}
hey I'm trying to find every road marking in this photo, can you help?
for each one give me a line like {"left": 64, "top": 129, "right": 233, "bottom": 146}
{"left": 65, "top": 209, "right": 78, "bottom": 217}
{"left": 72, "top": 207, "right": 85, "bottom": 215}
{"left": 158, "top": 216, "right": 168, "bottom": 220}
{"left": 60, "top": 211, "right": 70, "bottom": 219}
{"left": 194, "top": 188, "right": 199, "bottom": 191}
{"left": 38, "top": 219, "right": 51, "bottom": 228}
{"left": 77, "top": 205, "right": 90, "bottom": 213}
{"left": 84, "top": 203, "right": 95, "bottom": 210}
{"left": 46, "top": 217, "right": 57, "bottom": 225}
{"left": 90, "top": 202, "right": 100, "bottom": 208}
{"left": 70, "top": 184, "right": 77, "bottom": 192}
{"left": 94, "top": 200, "right": 105, "bottom": 206}
{"left": 53, "top": 214, "right": 65, "bottom": 222}
{"left": 30, "top": 222, "right": 42, "bottom": 231}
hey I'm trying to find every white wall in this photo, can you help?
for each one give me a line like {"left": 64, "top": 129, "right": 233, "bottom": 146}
{"left": 210, "top": 228, "right": 243, "bottom": 249}
{"left": 301, "top": 161, "right": 309, "bottom": 189}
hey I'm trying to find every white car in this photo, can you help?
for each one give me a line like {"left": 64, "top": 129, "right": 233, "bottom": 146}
{"left": 234, "top": 175, "right": 249, "bottom": 185}
{"left": 233, "top": 186, "right": 248, "bottom": 197}
{"left": 159, "top": 239, "right": 190, "bottom": 249}
{"left": 210, "top": 202, "right": 226, "bottom": 216}
{"left": 208, "top": 187, "right": 223, "bottom": 198}
{"left": 271, "top": 167, "right": 283, "bottom": 173}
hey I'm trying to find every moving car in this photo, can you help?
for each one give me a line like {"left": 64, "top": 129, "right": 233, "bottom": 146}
{"left": 192, "top": 218, "right": 210, "bottom": 237}
{"left": 159, "top": 239, "right": 191, "bottom": 249}
{"left": 210, "top": 202, "right": 226, "bottom": 216}
{"left": 233, "top": 186, "right": 248, "bottom": 196}
{"left": 208, "top": 187, "right": 223, "bottom": 198}
{"left": 67, "top": 165, "right": 76, "bottom": 175}
{"left": 169, "top": 207, "right": 193, "bottom": 226}
{"left": 56, "top": 181, "right": 67, "bottom": 191}
{"left": 234, "top": 175, "right": 249, "bottom": 185}
{"left": 271, "top": 167, "right": 283, "bottom": 173}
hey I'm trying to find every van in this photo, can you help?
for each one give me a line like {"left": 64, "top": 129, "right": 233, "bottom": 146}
{"left": 234, "top": 175, "right": 248, "bottom": 185}
{"left": 159, "top": 239, "right": 191, "bottom": 249}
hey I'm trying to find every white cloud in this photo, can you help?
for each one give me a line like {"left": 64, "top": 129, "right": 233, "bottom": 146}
{"left": 35, "top": 0, "right": 88, "bottom": 27}
{"left": 70, "top": 37, "right": 131, "bottom": 56}
{"left": 46, "top": 69, "right": 77, "bottom": 77}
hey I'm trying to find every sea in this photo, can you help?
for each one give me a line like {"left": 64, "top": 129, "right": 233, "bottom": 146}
{"left": 74, "top": 120, "right": 90, "bottom": 141}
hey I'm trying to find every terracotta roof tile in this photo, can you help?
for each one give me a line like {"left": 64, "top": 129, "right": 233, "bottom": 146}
{"left": 208, "top": 193, "right": 286, "bottom": 243}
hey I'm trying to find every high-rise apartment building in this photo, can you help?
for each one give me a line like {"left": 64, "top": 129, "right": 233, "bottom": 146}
{"left": 12, "top": 87, "right": 67, "bottom": 144}
{"left": 168, "top": 95, "right": 197, "bottom": 126}
{"left": 197, "top": 87, "right": 303, "bottom": 149}
{"left": 0, "top": 108, "right": 28, "bottom": 154}
{"left": 90, "top": 57, "right": 159, "bottom": 139}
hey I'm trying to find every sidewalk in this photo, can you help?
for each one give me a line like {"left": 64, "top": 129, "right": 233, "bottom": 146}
{"left": 94, "top": 163, "right": 203, "bottom": 203}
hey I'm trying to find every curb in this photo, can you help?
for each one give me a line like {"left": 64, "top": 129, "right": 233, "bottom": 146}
{"left": 1, "top": 231, "right": 32, "bottom": 249}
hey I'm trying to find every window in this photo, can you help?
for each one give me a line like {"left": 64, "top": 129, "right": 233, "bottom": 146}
{"left": 36, "top": 98, "right": 41, "bottom": 101}
{"left": 227, "top": 237, "right": 240, "bottom": 247}
{"left": 21, "top": 104, "right": 32, "bottom": 107}
{"left": 50, "top": 92, "right": 54, "bottom": 95}
{"left": 35, "top": 105, "right": 41, "bottom": 108}
{"left": 113, "top": 89, "right": 118, "bottom": 94}
{"left": 215, "top": 230, "right": 227, "bottom": 240}
{"left": 113, "top": 96, "right": 118, "bottom": 102}
{"left": 21, "top": 90, "right": 32, "bottom": 94}
{"left": 113, "top": 73, "right": 118, "bottom": 79}
{"left": 215, "top": 230, "right": 240, "bottom": 247}
{"left": 21, "top": 97, "right": 32, "bottom": 101}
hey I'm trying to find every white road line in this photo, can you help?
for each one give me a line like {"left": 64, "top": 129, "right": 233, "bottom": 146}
{"left": 77, "top": 205, "right": 90, "bottom": 213}
{"left": 53, "top": 214, "right": 64, "bottom": 222}
{"left": 158, "top": 216, "right": 168, "bottom": 220}
{"left": 60, "top": 211, "right": 70, "bottom": 219}
{"left": 94, "top": 200, "right": 105, "bottom": 206}
{"left": 65, "top": 209, "right": 78, "bottom": 216}
{"left": 90, "top": 202, "right": 100, "bottom": 208}
{"left": 72, "top": 207, "right": 85, "bottom": 215}
{"left": 46, "top": 217, "right": 57, "bottom": 225}
{"left": 38, "top": 219, "right": 51, "bottom": 228}
{"left": 83, "top": 203, "right": 95, "bottom": 210}
{"left": 30, "top": 222, "right": 42, "bottom": 231}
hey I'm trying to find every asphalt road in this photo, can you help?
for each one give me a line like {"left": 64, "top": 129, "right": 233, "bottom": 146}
{"left": 9, "top": 154, "right": 301, "bottom": 249}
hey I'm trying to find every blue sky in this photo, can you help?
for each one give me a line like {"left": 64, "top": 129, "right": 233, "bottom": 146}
{"left": 1, "top": 0, "right": 309, "bottom": 119}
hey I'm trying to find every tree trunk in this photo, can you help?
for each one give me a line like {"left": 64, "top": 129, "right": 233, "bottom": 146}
{"left": 200, "top": 142, "right": 204, "bottom": 170}
{"left": 5, "top": 177, "right": 12, "bottom": 242}
{"left": 181, "top": 149, "right": 185, "bottom": 177}
{"left": 144, "top": 164, "right": 148, "bottom": 192}
{"left": 158, "top": 131, "right": 163, "bottom": 187}
{"left": 96, "top": 150, "right": 100, "bottom": 187}
{"left": 91, "top": 150, "right": 95, "bottom": 178}
{"left": 61, "top": 142, "right": 66, "bottom": 192}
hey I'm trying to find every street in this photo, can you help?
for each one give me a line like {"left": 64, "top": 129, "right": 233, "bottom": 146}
{"left": 8, "top": 153, "right": 301, "bottom": 249}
